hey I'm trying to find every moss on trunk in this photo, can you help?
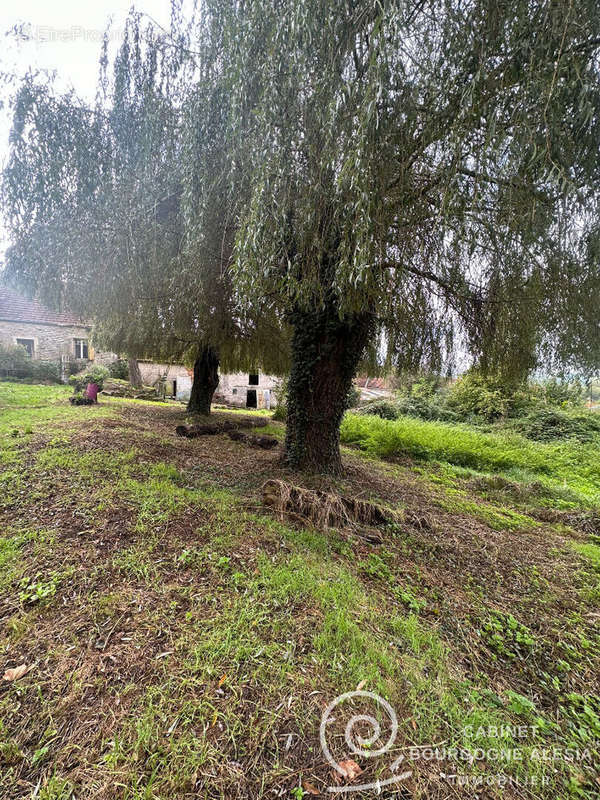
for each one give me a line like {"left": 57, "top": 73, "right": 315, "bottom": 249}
{"left": 284, "top": 307, "right": 372, "bottom": 473}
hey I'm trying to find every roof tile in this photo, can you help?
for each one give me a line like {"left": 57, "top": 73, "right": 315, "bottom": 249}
{"left": 0, "top": 286, "right": 89, "bottom": 327}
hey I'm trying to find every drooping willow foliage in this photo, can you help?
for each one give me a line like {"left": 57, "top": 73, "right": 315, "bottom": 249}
{"left": 3, "top": 0, "right": 600, "bottom": 468}
{"left": 2, "top": 13, "right": 289, "bottom": 381}
{"left": 218, "top": 0, "right": 600, "bottom": 375}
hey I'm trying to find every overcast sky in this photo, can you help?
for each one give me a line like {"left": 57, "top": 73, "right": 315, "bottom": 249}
{"left": 0, "top": 0, "right": 176, "bottom": 260}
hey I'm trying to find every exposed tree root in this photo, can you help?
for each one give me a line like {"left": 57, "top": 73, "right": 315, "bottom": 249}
{"left": 262, "top": 479, "right": 401, "bottom": 540}
{"left": 227, "top": 430, "right": 279, "bottom": 449}
{"left": 175, "top": 418, "right": 268, "bottom": 438}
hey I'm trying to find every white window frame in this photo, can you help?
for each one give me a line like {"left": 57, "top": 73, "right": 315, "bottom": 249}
{"left": 14, "top": 337, "right": 36, "bottom": 358}
{"left": 74, "top": 338, "right": 89, "bottom": 360}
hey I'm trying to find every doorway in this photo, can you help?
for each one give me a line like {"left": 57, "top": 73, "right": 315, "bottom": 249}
{"left": 246, "top": 389, "right": 257, "bottom": 408}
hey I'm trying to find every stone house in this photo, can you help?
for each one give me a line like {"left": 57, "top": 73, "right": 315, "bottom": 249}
{"left": 0, "top": 286, "right": 107, "bottom": 372}
{"left": 138, "top": 364, "right": 280, "bottom": 407}
{"left": 214, "top": 371, "right": 281, "bottom": 409}
{"left": 0, "top": 286, "right": 282, "bottom": 405}
{"left": 138, "top": 363, "right": 281, "bottom": 408}
{"left": 138, "top": 360, "right": 193, "bottom": 402}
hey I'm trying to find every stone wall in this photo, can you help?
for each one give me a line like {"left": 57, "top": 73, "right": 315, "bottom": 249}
{"left": 215, "top": 371, "right": 282, "bottom": 409}
{"left": 93, "top": 350, "right": 119, "bottom": 367}
{"left": 0, "top": 320, "right": 92, "bottom": 361}
{"left": 136, "top": 363, "right": 283, "bottom": 408}
{"left": 138, "top": 361, "right": 191, "bottom": 386}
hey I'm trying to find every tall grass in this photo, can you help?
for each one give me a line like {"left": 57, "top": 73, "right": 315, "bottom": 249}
{"left": 341, "top": 413, "right": 600, "bottom": 502}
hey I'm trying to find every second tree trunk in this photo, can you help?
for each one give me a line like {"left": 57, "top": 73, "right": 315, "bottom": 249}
{"left": 128, "top": 357, "right": 143, "bottom": 389}
{"left": 187, "top": 345, "right": 220, "bottom": 415}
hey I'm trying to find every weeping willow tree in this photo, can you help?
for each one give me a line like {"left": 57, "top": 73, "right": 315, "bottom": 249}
{"left": 2, "top": 14, "right": 288, "bottom": 415}
{"left": 198, "top": 0, "right": 600, "bottom": 472}
{"left": 4, "top": 1, "right": 600, "bottom": 468}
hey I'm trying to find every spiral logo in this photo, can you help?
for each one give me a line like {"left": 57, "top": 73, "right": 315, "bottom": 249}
{"left": 320, "top": 690, "right": 411, "bottom": 793}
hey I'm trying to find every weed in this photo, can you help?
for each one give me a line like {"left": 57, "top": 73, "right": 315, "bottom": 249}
{"left": 479, "top": 610, "right": 536, "bottom": 660}
{"left": 18, "top": 571, "right": 67, "bottom": 605}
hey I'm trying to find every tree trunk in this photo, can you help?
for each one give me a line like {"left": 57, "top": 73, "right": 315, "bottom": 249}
{"left": 187, "top": 345, "right": 220, "bottom": 415}
{"left": 284, "top": 308, "right": 373, "bottom": 474}
{"left": 128, "top": 357, "right": 143, "bottom": 389}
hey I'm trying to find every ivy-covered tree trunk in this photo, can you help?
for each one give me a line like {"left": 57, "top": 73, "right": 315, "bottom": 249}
{"left": 284, "top": 308, "right": 373, "bottom": 473}
{"left": 187, "top": 345, "right": 220, "bottom": 415}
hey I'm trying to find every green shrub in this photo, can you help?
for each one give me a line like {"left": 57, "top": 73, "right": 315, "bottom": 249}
{"left": 445, "top": 372, "right": 586, "bottom": 422}
{"left": 540, "top": 377, "right": 584, "bottom": 408}
{"left": 360, "top": 376, "right": 457, "bottom": 423}
{"left": 387, "top": 371, "right": 587, "bottom": 426}
{"left": 0, "top": 343, "right": 61, "bottom": 383}
{"left": 392, "top": 372, "right": 447, "bottom": 398}
{"left": 445, "top": 372, "right": 516, "bottom": 420}
{"left": 515, "top": 408, "right": 600, "bottom": 443}
{"left": 68, "top": 365, "right": 109, "bottom": 393}
{"left": 346, "top": 385, "right": 361, "bottom": 409}
{"left": 360, "top": 399, "right": 399, "bottom": 420}
{"left": 395, "top": 394, "right": 459, "bottom": 422}
{"left": 272, "top": 377, "right": 288, "bottom": 421}
{"left": 0, "top": 343, "right": 30, "bottom": 371}
{"left": 108, "top": 359, "right": 130, "bottom": 380}
{"left": 69, "top": 392, "right": 94, "bottom": 406}
{"left": 31, "top": 361, "right": 61, "bottom": 383}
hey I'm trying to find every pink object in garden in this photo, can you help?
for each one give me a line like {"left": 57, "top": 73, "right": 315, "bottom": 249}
{"left": 84, "top": 383, "right": 99, "bottom": 403}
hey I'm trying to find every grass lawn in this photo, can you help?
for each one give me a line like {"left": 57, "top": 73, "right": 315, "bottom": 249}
{"left": 1, "top": 382, "right": 599, "bottom": 799}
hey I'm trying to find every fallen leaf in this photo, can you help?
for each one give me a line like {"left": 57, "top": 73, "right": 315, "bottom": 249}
{"left": 302, "top": 779, "right": 320, "bottom": 795}
{"left": 3, "top": 664, "right": 30, "bottom": 682}
{"left": 355, "top": 679, "right": 366, "bottom": 691}
{"left": 337, "top": 760, "right": 362, "bottom": 781}
{"left": 218, "top": 673, "right": 227, "bottom": 687}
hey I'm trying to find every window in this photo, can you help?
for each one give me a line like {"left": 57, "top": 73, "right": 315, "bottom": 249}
{"left": 16, "top": 338, "right": 34, "bottom": 358}
{"left": 74, "top": 339, "right": 89, "bottom": 359}
{"left": 249, "top": 373, "right": 259, "bottom": 385}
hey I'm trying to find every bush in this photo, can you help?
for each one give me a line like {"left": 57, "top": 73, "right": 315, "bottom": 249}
{"left": 0, "top": 343, "right": 30, "bottom": 371}
{"left": 272, "top": 377, "right": 288, "bottom": 421}
{"left": 69, "top": 392, "right": 94, "bottom": 406}
{"left": 445, "top": 372, "right": 517, "bottom": 420}
{"left": 514, "top": 408, "right": 600, "bottom": 443}
{"left": 360, "top": 371, "right": 589, "bottom": 427}
{"left": 31, "top": 361, "right": 61, "bottom": 383}
{"left": 539, "top": 378, "right": 584, "bottom": 408}
{"left": 360, "top": 399, "right": 399, "bottom": 420}
{"left": 345, "top": 385, "right": 361, "bottom": 409}
{"left": 108, "top": 359, "right": 130, "bottom": 380}
{"left": 359, "top": 374, "right": 457, "bottom": 423}
{"left": 445, "top": 372, "right": 586, "bottom": 422}
{"left": 395, "top": 394, "right": 459, "bottom": 422}
{"left": 0, "top": 343, "right": 61, "bottom": 383}
{"left": 69, "top": 365, "right": 109, "bottom": 393}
